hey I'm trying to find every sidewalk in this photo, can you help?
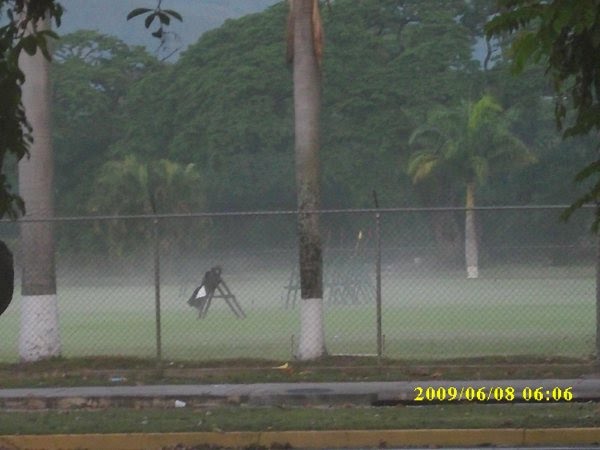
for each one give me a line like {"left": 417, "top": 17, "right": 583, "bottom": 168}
{"left": 1, "top": 378, "right": 599, "bottom": 409}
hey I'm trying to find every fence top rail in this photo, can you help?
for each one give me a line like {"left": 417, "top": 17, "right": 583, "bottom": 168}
{"left": 0, "top": 204, "right": 593, "bottom": 223}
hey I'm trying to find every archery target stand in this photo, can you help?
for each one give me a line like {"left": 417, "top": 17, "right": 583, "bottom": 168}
{"left": 188, "top": 266, "right": 246, "bottom": 319}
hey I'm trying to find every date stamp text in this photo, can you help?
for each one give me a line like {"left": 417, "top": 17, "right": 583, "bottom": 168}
{"left": 413, "top": 386, "right": 574, "bottom": 402}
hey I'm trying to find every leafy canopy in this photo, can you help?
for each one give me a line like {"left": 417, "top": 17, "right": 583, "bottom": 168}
{"left": 0, "top": 0, "right": 175, "bottom": 219}
{"left": 114, "top": 0, "right": 484, "bottom": 210}
{"left": 486, "top": 0, "right": 600, "bottom": 230}
{"left": 52, "top": 30, "right": 161, "bottom": 214}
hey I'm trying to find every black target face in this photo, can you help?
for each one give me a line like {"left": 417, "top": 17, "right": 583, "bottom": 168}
{"left": 0, "top": 241, "right": 14, "bottom": 317}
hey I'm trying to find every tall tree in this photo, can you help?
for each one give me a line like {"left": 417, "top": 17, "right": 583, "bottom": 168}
{"left": 408, "top": 95, "right": 536, "bottom": 278}
{"left": 289, "top": 0, "right": 325, "bottom": 360}
{"left": 486, "top": 0, "right": 600, "bottom": 228}
{"left": 18, "top": 13, "right": 60, "bottom": 361}
{"left": 485, "top": 0, "right": 600, "bottom": 362}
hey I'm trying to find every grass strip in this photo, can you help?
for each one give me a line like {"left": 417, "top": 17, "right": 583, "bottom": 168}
{"left": 0, "top": 356, "right": 595, "bottom": 388}
{"left": 1, "top": 403, "right": 598, "bottom": 435}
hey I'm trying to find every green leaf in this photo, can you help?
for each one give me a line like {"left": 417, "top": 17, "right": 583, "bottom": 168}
{"left": 21, "top": 36, "right": 37, "bottom": 56}
{"left": 144, "top": 12, "right": 157, "bottom": 29}
{"left": 40, "top": 30, "right": 60, "bottom": 40}
{"left": 36, "top": 35, "right": 51, "bottom": 60}
{"left": 126, "top": 7, "right": 152, "bottom": 21}
{"left": 511, "top": 32, "right": 538, "bottom": 73}
{"left": 163, "top": 9, "right": 183, "bottom": 22}
{"left": 157, "top": 12, "right": 170, "bottom": 26}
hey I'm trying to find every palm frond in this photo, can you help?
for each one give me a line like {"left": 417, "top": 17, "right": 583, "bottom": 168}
{"left": 486, "top": 130, "right": 536, "bottom": 171}
{"left": 427, "top": 106, "right": 466, "bottom": 140}
{"left": 444, "top": 140, "right": 466, "bottom": 161}
{"left": 408, "top": 124, "right": 445, "bottom": 148}
{"left": 468, "top": 94, "right": 503, "bottom": 131}
{"left": 407, "top": 151, "right": 441, "bottom": 183}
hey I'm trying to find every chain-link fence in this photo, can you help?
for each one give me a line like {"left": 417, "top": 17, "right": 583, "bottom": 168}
{"left": 0, "top": 205, "right": 596, "bottom": 362}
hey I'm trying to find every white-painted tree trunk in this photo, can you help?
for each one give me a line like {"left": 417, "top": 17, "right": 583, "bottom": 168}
{"left": 19, "top": 295, "right": 60, "bottom": 360}
{"left": 292, "top": 0, "right": 326, "bottom": 360}
{"left": 297, "top": 297, "right": 325, "bottom": 360}
{"left": 18, "top": 15, "right": 60, "bottom": 361}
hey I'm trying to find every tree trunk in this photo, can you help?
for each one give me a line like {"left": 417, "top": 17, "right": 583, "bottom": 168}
{"left": 465, "top": 182, "right": 479, "bottom": 279}
{"left": 18, "top": 16, "right": 60, "bottom": 361}
{"left": 432, "top": 211, "right": 461, "bottom": 262}
{"left": 292, "top": 0, "right": 325, "bottom": 360}
{"left": 0, "top": 241, "right": 14, "bottom": 317}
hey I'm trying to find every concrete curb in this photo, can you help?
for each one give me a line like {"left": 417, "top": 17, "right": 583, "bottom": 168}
{"left": 1, "top": 428, "right": 599, "bottom": 449}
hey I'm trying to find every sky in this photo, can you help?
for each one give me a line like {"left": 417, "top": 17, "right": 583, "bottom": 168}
{"left": 57, "top": 0, "right": 280, "bottom": 57}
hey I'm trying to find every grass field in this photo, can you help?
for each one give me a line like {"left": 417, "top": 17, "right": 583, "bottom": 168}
{"left": 0, "top": 264, "right": 595, "bottom": 363}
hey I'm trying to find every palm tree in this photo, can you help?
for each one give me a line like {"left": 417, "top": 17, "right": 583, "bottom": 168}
{"left": 288, "top": 0, "right": 326, "bottom": 360}
{"left": 18, "top": 15, "right": 60, "bottom": 361}
{"left": 88, "top": 155, "right": 207, "bottom": 256}
{"left": 90, "top": 156, "right": 204, "bottom": 215}
{"left": 408, "top": 95, "right": 536, "bottom": 278}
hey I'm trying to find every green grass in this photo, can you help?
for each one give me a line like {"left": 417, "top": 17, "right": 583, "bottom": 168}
{"left": 0, "top": 403, "right": 598, "bottom": 434}
{"left": 0, "top": 354, "right": 595, "bottom": 388}
{"left": 0, "top": 267, "right": 595, "bottom": 363}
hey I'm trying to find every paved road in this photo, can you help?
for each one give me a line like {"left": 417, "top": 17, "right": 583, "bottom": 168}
{"left": 0, "top": 378, "right": 598, "bottom": 408}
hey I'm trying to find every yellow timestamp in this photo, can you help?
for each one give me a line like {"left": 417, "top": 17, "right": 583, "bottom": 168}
{"left": 413, "top": 386, "right": 574, "bottom": 402}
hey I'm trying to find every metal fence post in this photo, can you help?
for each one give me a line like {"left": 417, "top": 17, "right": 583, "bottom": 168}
{"left": 153, "top": 216, "right": 162, "bottom": 365}
{"left": 373, "top": 192, "right": 383, "bottom": 362}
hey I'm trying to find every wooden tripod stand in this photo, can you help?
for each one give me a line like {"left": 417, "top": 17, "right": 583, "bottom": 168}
{"left": 188, "top": 266, "right": 246, "bottom": 319}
